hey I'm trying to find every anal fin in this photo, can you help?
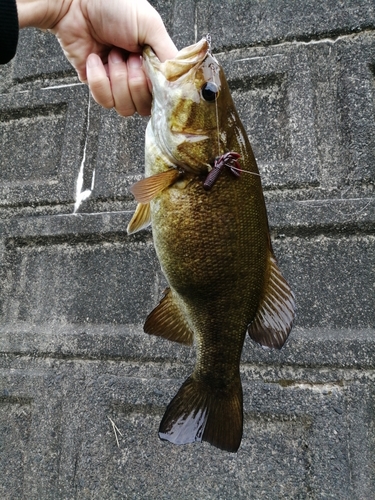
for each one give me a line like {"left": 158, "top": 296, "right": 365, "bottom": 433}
{"left": 248, "top": 254, "right": 295, "bottom": 349}
{"left": 144, "top": 288, "right": 194, "bottom": 345}
{"left": 127, "top": 202, "right": 151, "bottom": 235}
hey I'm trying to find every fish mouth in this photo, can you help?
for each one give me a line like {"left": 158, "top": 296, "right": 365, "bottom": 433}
{"left": 169, "top": 38, "right": 209, "bottom": 63}
{"left": 144, "top": 38, "right": 210, "bottom": 82}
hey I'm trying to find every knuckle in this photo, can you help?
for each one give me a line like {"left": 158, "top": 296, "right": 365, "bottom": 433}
{"left": 115, "top": 104, "right": 136, "bottom": 117}
{"left": 89, "top": 82, "right": 114, "bottom": 109}
{"left": 128, "top": 75, "right": 147, "bottom": 94}
{"left": 136, "top": 103, "right": 152, "bottom": 117}
{"left": 109, "top": 67, "right": 129, "bottom": 83}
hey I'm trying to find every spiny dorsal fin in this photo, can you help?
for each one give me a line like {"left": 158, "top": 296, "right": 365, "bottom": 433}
{"left": 144, "top": 288, "right": 194, "bottom": 345}
{"left": 127, "top": 202, "right": 151, "bottom": 235}
{"left": 248, "top": 254, "right": 295, "bottom": 349}
{"left": 159, "top": 374, "right": 243, "bottom": 453}
{"left": 130, "top": 169, "right": 181, "bottom": 203}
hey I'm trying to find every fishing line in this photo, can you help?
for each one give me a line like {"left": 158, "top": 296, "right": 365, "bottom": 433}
{"left": 206, "top": 34, "right": 261, "bottom": 180}
{"left": 214, "top": 94, "right": 221, "bottom": 157}
{"left": 230, "top": 166, "right": 261, "bottom": 177}
{"left": 205, "top": 34, "right": 222, "bottom": 157}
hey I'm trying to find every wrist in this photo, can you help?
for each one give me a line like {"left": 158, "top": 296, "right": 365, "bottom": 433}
{"left": 16, "top": 0, "right": 71, "bottom": 29}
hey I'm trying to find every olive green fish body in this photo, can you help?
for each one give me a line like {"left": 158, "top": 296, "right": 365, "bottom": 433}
{"left": 127, "top": 38, "right": 295, "bottom": 452}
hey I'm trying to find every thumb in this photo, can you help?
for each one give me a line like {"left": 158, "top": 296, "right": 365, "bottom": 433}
{"left": 137, "top": 7, "right": 178, "bottom": 62}
{"left": 146, "top": 23, "right": 178, "bottom": 62}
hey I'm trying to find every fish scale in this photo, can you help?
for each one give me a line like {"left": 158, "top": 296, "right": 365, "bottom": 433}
{"left": 127, "top": 37, "right": 295, "bottom": 452}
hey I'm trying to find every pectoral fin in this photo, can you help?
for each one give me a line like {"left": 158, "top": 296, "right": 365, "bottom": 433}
{"left": 130, "top": 169, "right": 181, "bottom": 203}
{"left": 248, "top": 254, "right": 295, "bottom": 349}
{"left": 144, "top": 288, "right": 194, "bottom": 345}
{"left": 127, "top": 202, "right": 151, "bottom": 234}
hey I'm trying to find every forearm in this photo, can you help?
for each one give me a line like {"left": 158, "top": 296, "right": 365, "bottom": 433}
{"left": 16, "top": 0, "right": 71, "bottom": 29}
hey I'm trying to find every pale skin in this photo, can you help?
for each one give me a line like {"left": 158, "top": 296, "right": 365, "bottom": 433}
{"left": 16, "top": 0, "right": 178, "bottom": 116}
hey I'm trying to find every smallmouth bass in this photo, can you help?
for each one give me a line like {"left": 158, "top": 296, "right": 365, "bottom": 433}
{"left": 127, "top": 38, "right": 295, "bottom": 452}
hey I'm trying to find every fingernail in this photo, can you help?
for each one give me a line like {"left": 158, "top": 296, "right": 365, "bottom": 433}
{"left": 87, "top": 54, "right": 100, "bottom": 68}
{"left": 128, "top": 55, "right": 142, "bottom": 69}
{"left": 110, "top": 50, "right": 124, "bottom": 64}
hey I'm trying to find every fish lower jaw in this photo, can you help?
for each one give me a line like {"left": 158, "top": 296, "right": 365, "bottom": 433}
{"left": 184, "top": 133, "right": 209, "bottom": 143}
{"left": 170, "top": 130, "right": 209, "bottom": 143}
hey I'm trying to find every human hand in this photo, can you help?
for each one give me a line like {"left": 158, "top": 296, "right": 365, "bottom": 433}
{"left": 17, "top": 0, "right": 178, "bottom": 116}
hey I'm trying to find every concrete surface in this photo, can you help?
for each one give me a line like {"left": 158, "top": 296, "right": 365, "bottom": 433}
{"left": 0, "top": 1, "right": 374, "bottom": 498}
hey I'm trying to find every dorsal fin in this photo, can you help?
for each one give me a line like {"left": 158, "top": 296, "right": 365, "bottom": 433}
{"left": 248, "top": 254, "right": 295, "bottom": 349}
{"left": 127, "top": 202, "right": 151, "bottom": 234}
{"left": 130, "top": 169, "right": 181, "bottom": 203}
{"left": 144, "top": 288, "right": 194, "bottom": 345}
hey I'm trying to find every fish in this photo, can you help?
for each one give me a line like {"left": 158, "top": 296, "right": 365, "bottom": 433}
{"left": 127, "top": 37, "right": 295, "bottom": 452}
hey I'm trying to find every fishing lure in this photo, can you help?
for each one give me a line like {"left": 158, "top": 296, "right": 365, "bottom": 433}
{"left": 203, "top": 151, "right": 242, "bottom": 191}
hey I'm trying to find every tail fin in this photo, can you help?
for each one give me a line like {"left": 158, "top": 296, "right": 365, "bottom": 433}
{"left": 159, "top": 375, "right": 243, "bottom": 453}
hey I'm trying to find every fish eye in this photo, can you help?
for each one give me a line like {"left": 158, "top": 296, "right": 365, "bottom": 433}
{"left": 201, "top": 82, "right": 219, "bottom": 102}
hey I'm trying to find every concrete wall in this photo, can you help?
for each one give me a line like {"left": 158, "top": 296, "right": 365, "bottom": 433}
{"left": 0, "top": 1, "right": 374, "bottom": 498}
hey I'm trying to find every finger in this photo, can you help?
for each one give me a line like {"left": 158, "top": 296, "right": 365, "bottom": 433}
{"left": 75, "top": 67, "right": 88, "bottom": 84}
{"left": 127, "top": 54, "right": 152, "bottom": 116}
{"left": 147, "top": 24, "right": 178, "bottom": 62}
{"left": 107, "top": 49, "right": 136, "bottom": 117}
{"left": 86, "top": 53, "right": 114, "bottom": 109}
{"left": 137, "top": 7, "right": 178, "bottom": 62}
